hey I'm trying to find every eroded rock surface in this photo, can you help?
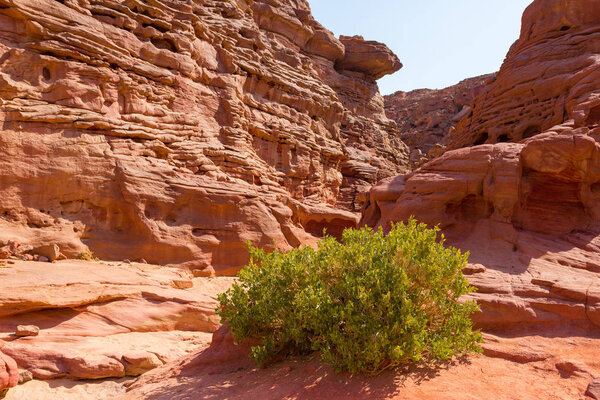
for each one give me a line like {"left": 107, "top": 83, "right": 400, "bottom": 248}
{"left": 384, "top": 74, "right": 492, "bottom": 165}
{"left": 362, "top": 0, "right": 600, "bottom": 334}
{"left": 0, "top": 260, "right": 234, "bottom": 381}
{"left": 117, "top": 2, "right": 600, "bottom": 398}
{"left": 0, "top": 0, "right": 408, "bottom": 275}
{"left": 362, "top": 136, "right": 600, "bottom": 331}
{"left": 0, "top": 344, "right": 18, "bottom": 397}
{"left": 120, "top": 328, "right": 600, "bottom": 400}
{"left": 447, "top": 0, "right": 600, "bottom": 149}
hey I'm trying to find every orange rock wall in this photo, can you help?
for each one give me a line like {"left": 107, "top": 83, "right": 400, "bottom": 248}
{"left": 0, "top": 0, "right": 408, "bottom": 274}
{"left": 384, "top": 74, "right": 492, "bottom": 166}
{"left": 362, "top": 0, "right": 600, "bottom": 332}
{"left": 447, "top": 0, "right": 600, "bottom": 149}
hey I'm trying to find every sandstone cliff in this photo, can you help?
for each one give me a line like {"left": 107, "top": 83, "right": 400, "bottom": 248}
{"left": 6, "top": 0, "right": 600, "bottom": 399}
{"left": 120, "top": 2, "right": 600, "bottom": 395}
{"left": 447, "top": 0, "right": 600, "bottom": 149}
{"left": 0, "top": 0, "right": 408, "bottom": 276}
{"left": 384, "top": 74, "right": 492, "bottom": 166}
{"left": 362, "top": 0, "right": 600, "bottom": 332}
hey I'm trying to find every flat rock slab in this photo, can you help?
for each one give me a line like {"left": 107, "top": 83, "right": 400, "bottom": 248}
{"left": 0, "top": 260, "right": 235, "bottom": 380}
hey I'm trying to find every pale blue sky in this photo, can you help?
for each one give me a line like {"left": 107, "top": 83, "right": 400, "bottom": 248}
{"left": 309, "top": 0, "right": 532, "bottom": 94}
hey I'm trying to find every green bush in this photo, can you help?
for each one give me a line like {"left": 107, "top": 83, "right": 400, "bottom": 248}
{"left": 217, "top": 218, "right": 481, "bottom": 375}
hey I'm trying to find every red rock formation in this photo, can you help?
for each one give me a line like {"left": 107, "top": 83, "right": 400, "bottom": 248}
{"left": 384, "top": 74, "right": 492, "bottom": 165}
{"left": 335, "top": 35, "right": 403, "bottom": 81}
{"left": 79, "top": 0, "right": 600, "bottom": 398}
{"left": 447, "top": 0, "right": 600, "bottom": 149}
{"left": 362, "top": 0, "right": 600, "bottom": 333}
{"left": 0, "top": 0, "right": 408, "bottom": 275}
{"left": 362, "top": 136, "right": 600, "bottom": 331}
{"left": 0, "top": 259, "right": 234, "bottom": 380}
{"left": 0, "top": 344, "right": 18, "bottom": 396}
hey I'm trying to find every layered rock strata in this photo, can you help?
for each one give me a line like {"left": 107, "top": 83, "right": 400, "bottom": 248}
{"left": 362, "top": 136, "right": 600, "bottom": 331}
{"left": 0, "top": 0, "right": 407, "bottom": 275}
{"left": 384, "top": 74, "right": 492, "bottom": 165}
{"left": 362, "top": 0, "right": 600, "bottom": 332}
{"left": 117, "top": 1, "right": 600, "bottom": 398}
{"left": 447, "top": 0, "right": 600, "bottom": 150}
{"left": 0, "top": 259, "right": 234, "bottom": 382}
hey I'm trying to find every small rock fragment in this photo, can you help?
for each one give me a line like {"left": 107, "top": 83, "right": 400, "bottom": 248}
{"left": 462, "top": 263, "right": 487, "bottom": 275}
{"left": 193, "top": 266, "right": 216, "bottom": 278}
{"left": 122, "top": 352, "right": 163, "bottom": 376}
{"left": 0, "top": 247, "right": 11, "bottom": 259}
{"left": 172, "top": 279, "right": 193, "bottom": 289}
{"left": 17, "top": 370, "right": 32, "bottom": 384}
{"left": 15, "top": 325, "right": 40, "bottom": 337}
{"left": 30, "top": 244, "right": 60, "bottom": 262}
{"left": 586, "top": 379, "right": 600, "bottom": 399}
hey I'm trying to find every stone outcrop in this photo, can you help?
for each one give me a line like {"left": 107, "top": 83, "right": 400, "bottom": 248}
{"left": 446, "top": 0, "right": 600, "bottom": 150}
{"left": 0, "top": 345, "right": 18, "bottom": 397}
{"left": 335, "top": 35, "right": 403, "bottom": 81}
{"left": 0, "top": 259, "right": 234, "bottom": 381}
{"left": 0, "top": 0, "right": 408, "bottom": 275}
{"left": 362, "top": 0, "right": 600, "bottom": 333}
{"left": 384, "top": 74, "right": 492, "bottom": 165}
{"left": 362, "top": 136, "right": 600, "bottom": 331}
{"left": 116, "top": 2, "right": 600, "bottom": 397}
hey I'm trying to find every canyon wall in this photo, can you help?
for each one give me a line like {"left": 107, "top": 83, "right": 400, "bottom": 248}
{"left": 447, "top": 0, "right": 600, "bottom": 150}
{"left": 362, "top": 0, "right": 600, "bottom": 332}
{"left": 0, "top": 0, "right": 408, "bottom": 275}
{"left": 384, "top": 74, "right": 492, "bottom": 166}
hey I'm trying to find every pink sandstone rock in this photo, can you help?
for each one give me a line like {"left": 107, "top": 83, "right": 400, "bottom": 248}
{"left": 0, "top": 259, "right": 235, "bottom": 380}
{"left": 446, "top": 0, "right": 600, "bottom": 150}
{"left": 384, "top": 74, "right": 493, "bottom": 166}
{"left": 362, "top": 134, "right": 600, "bottom": 331}
{"left": 587, "top": 379, "right": 600, "bottom": 399}
{"left": 0, "top": 0, "right": 408, "bottom": 275}
{"left": 361, "top": 0, "right": 600, "bottom": 333}
{"left": 14, "top": 326, "right": 39, "bottom": 338}
{"left": 0, "top": 345, "right": 17, "bottom": 393}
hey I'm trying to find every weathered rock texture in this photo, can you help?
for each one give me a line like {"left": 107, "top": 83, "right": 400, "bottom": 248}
{"left": 0, "top": 344, "right": 18, "bottom": 396}
{"left": 384, "top": 74, "right": 492, "bottom": 166}
{"left": 0, "top": 259, "right": 234, "bottom": 381}
{"left": 121, "top": 328, "right": 600, "bottom": 400}
{"left": 0, "top": 0, "right": 407, "bottom": 275}
{"left": 362, "top": 137, "right": 600, "bottom": 331}
{"left": 446, "top": 0, "right": 600, "bottom": 150}
{"left": 69, "top": 0, "right": 600, "bottom": 398}
{"left": 362, "top": 0, "right": 600, "bottom": 333}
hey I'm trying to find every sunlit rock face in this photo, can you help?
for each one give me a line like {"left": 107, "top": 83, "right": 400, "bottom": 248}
{"left": 384, "top": 74, "right": 493, "bottom": 166}
{"left": 362, "top": 0, "right": 600, "bottom": 332}
{"left": 447, "top": 0, "right": 600, "bottom": 149}
{"left": 0, "top": 0, "right": 408, "bottom": 275}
